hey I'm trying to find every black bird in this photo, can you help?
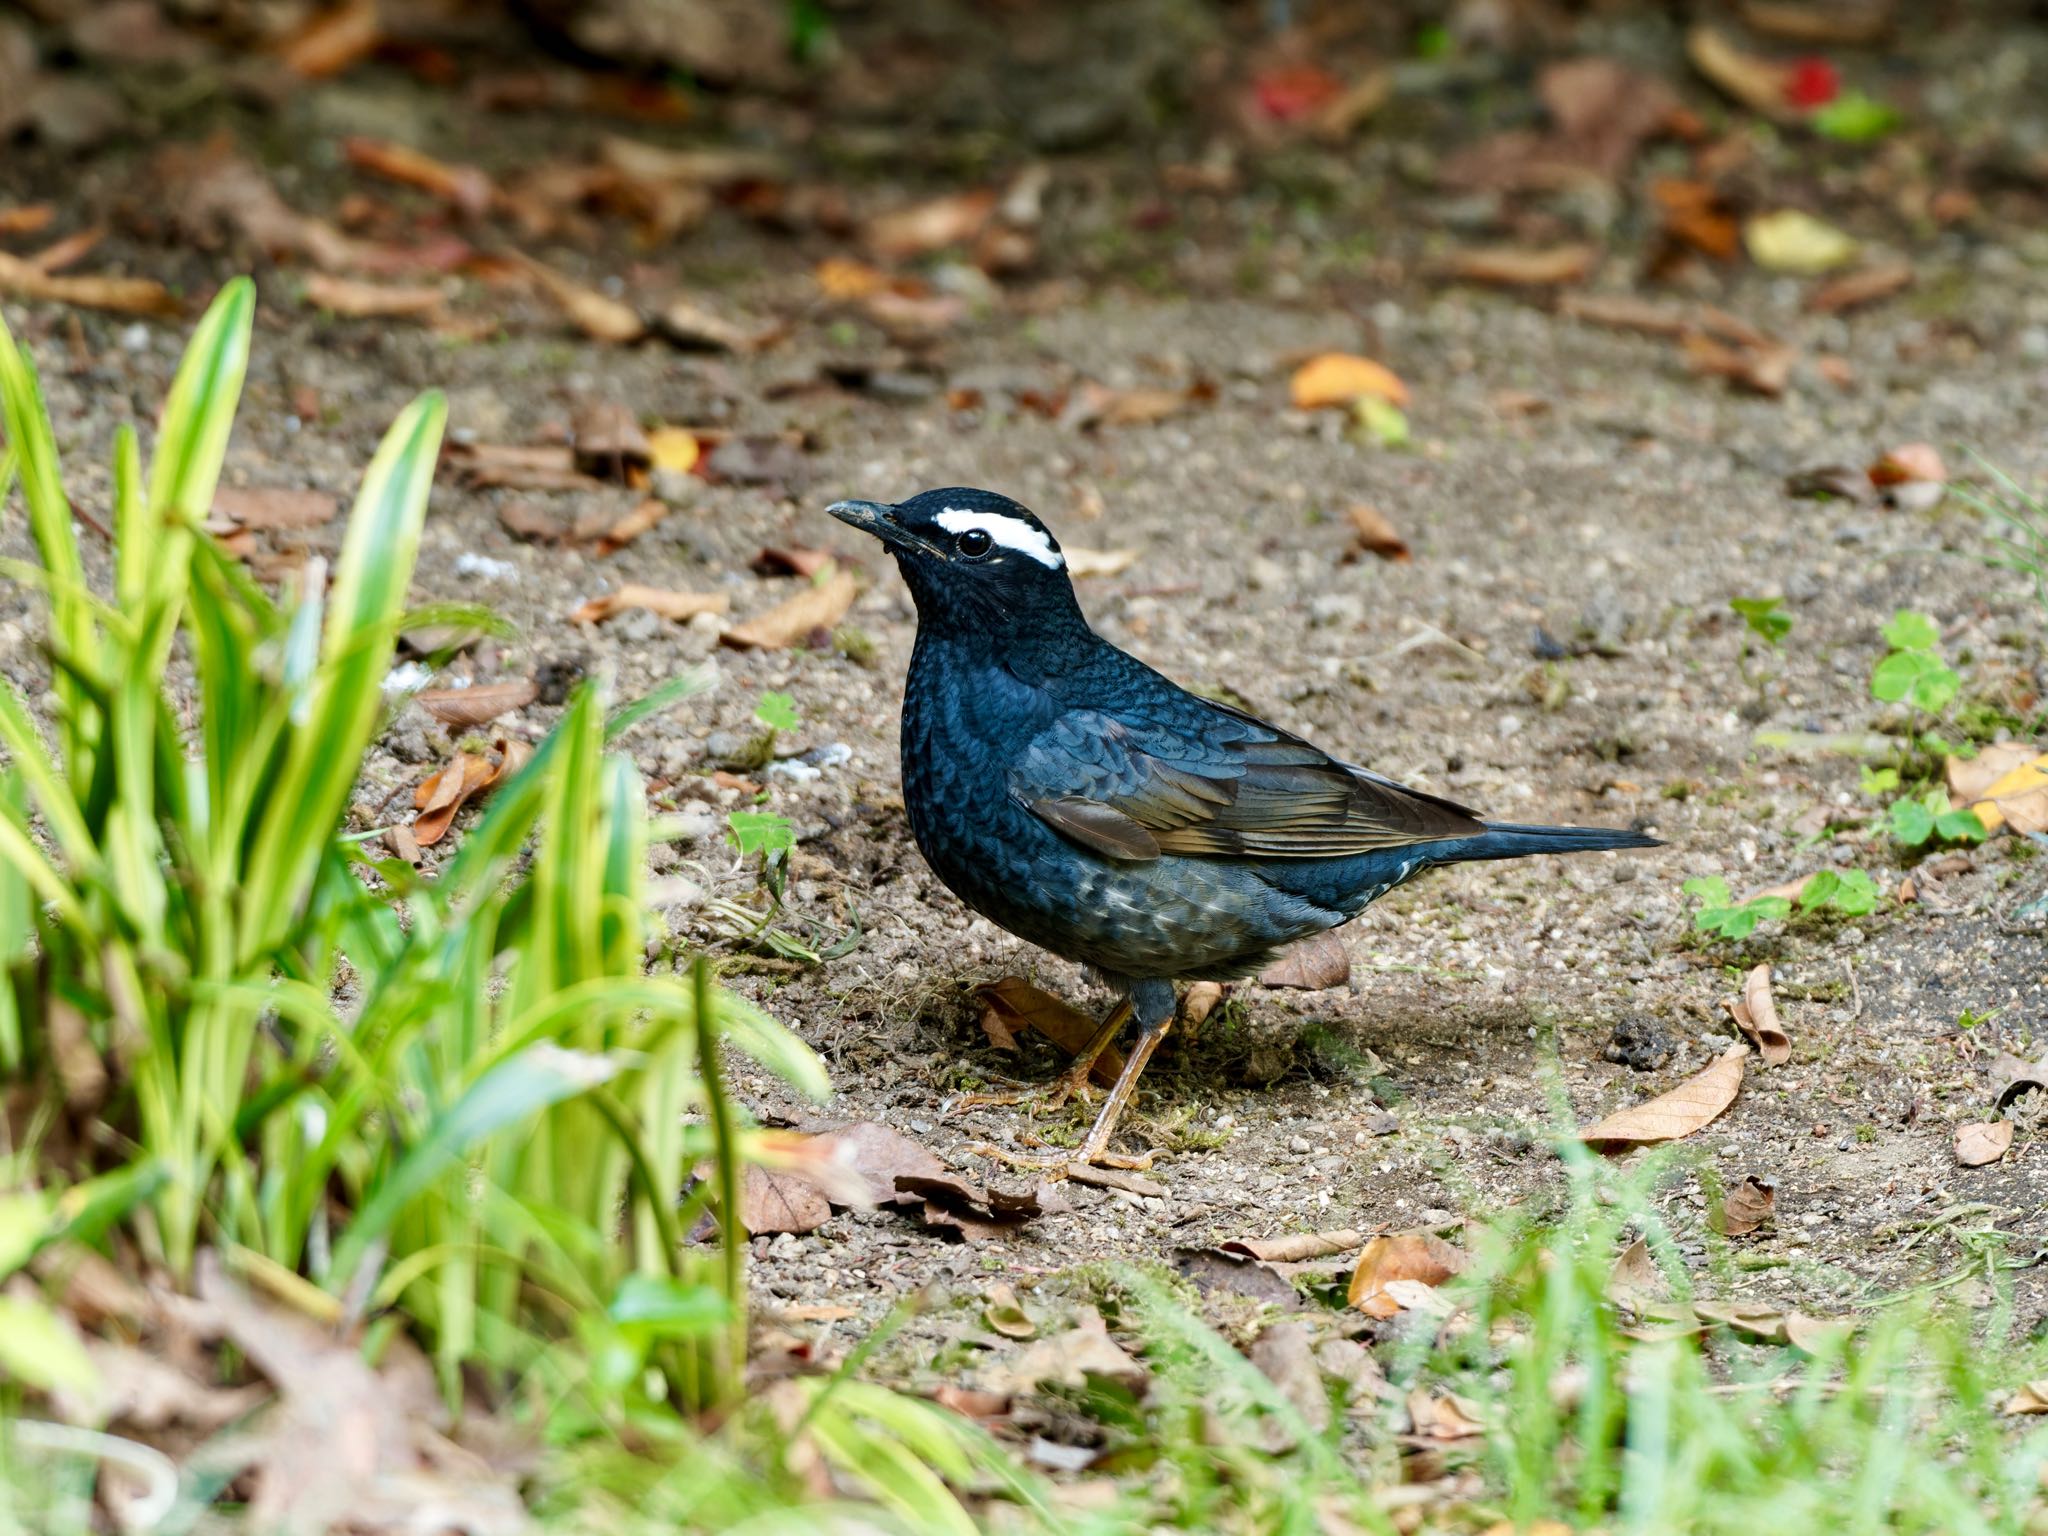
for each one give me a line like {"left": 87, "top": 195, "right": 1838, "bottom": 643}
{"left": 829, "top": 487, "right": 1659, "bottom": 1172}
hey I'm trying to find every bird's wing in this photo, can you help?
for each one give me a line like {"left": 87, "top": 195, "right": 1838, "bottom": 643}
{"left": 1010, "top": 705, "right": 1483, "bottom": 862}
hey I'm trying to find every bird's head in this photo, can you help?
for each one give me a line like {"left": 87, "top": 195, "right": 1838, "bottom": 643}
{"left": 828, "top": 486, "right": 1080, "bottom": 638}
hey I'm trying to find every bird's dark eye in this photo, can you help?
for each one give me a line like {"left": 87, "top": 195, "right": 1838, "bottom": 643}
{"left": 955, "top": 528, "right": 994, "bottom": 558}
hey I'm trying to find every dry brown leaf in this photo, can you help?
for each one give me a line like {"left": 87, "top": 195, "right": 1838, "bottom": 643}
{"left": 511, "top": 252, "right": 644, "bottom": 343}
{"left": 815, "top": 256, "right": 893, "bottom": 300}
{"left": 1180, "top": 980, "right": 1225, "bottom": 1031}
{"left": 1724, "top": 963, "right": 1790, "bottom": 1066}
{"left": 1314, "top": 67, "right": 1393, "bottom": 140}
{"left": 976, "top": 977, "right": 1124, "bottom": 1086}
{"left": 570, "top": 584, "right": 728, "bottom": 626}
{"left": 1348, "top": 1232, "right": 1467, "bottom": 1317}
{"left": 1684, "top": 333, "right": 1795, "bottom": 397}
{"left": 1289, "top": 353, "right": 1408, "bottom": 410}
{"left": 1784, "top": 1312, "right": 1856, "bottom": 1355}
{"left": 0, "top": 250, "right": 179, "bottom": 317}
{"left": 655, "top": 296, "right": 778, "bottom": 353}
{"left": 211, "top": 486, "right": 339, "bottom": 532}
{"left": 571, "top": 400, "right": 650, "bottom": 476}
{"left": 732, "top": 1163, "right": 833, "bottom": 1234}
{"left": 1581, "top": 1045, "right": 1746, "bottom": 1151}
{"left": 412, "top": 739, "right": 528, "bottom": 846}
{"left": 1439, "top": 243, "right": 1597, "bottom": 287}
{"left": 26, "top": 226, "right": 106, "bottom": 275}
{"left": 1607, "top": 1236, "right": 1668, "bottom": 1304}
{"left": 1259, "top": 931, "right": 1350, "bottom": 991}
{"left": 1653, "top": 178, "right": 1741, "bottom": 261}
{"left": 1687, "top": 24, "right": 1797, "bottom": 119}
{"left": 864, "top": 189, "right": 998, "bottom": 260}
{"left": 979, "top": 1308, "right": 1148, "bottom": 1397}
{"left": 806, "top": 1120, "right": 949, "bottom": 1208}
{"left": 1953, "top": 750, "right": 2048, "bottom": 835}
{"left": 721, "top": 565, "right": 857, "bottom": 651}
{"left": 1808, "top": 261, "right": 1913, "bottom": 315}
{"left": 1223, "top": 1230, "right": 1365, "bottom": 1264}
{"left": 1060, "top": 381, "right": 1208, "bottom": 431}
{"left": 384, "top": 824, "right": 421, "bottom": 867}
{"left": 1867, "top": 442, "right": 1948, "bottom": 487}
{"left": 457, "top": 442, "right": 600, "bottom": 495}
{"left": 278, "top": 0, "right": 379, "bottom": 79}
{"left": 342, "top": 137, "right": 494, "bottom": 217}
{"left": 1956, "top": 1120, "right": 2014, "bottom": 1168}
{"left": 2005, "top": 1380, "right": 2048, "bottom": 1416}
{"left": 1250, "top": 1320, "right": 1331, "bottom": 1441}
{"left": 415, "top": 681, "right": 537, "bottom": 729}
{"left": 302, "top": 272, "right": 445, "bottom": 320}
{"left": 1406, "top": 1385, "right": 1485, "bottom": 1440}
{"left": 982, "top": 1282, "right": 1038, "bottom": 1340}
{"left": 159, "top": 137, "right": 364, "bottom": 270}
{"left": 1712, "top": 1174, "right": 1777, "bottom": 1236}
{"left": 753, "top": 545, "right": 835, "bottom": 579}
{"left": 1739, "top": 1, "right": 1893, "bottom": 44}
{"left": 1692, "top": 1298, "right": 1789, "bottom": 1342}
{"left": 1345, "top": 504, "right": 1410, "bottom": 563}
{"left": 1065, "top": 546, "right": 1139, "bottom": 578}
{"left": 0, "top": 203, "right": 55, "bottom": 237}
{"left": 1946, "top": 742, "right": 2041, "bottom": 802}
{"left": 595, "top": 497, "right": 668, "bottom": 555}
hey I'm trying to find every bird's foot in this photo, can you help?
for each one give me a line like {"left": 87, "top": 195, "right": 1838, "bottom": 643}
{"left": 942, "top": 1069, "right": 1099, "bottom": 1119}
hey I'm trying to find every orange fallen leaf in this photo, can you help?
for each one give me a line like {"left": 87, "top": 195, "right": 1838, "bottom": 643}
{"left": 594, "top": 498, "right": 669, "bottom": 556}
{"left": 0, "top": 204, "right": 56, "bottom": 237}
{"left": 413, "top": 739, "right": 529, "bottom": 846}
{"left": 25, "top": 226, "right": 106, "bottom": 276}
{"left": 1955, "top": 1120, "right": 2014, "bottom": 1168}
{"left": 0, "top": 251, "right": 180, "bottom": 317}
{"left": 1867, "top": 442, "right": 1946, "bottom": 487}
{"left": 570, "top": 584, "right": 728, "bottom": 626}
{"left": 975, "top": 977, "right": 1123, "bottom": 1086}
{"left": 815, "top": 257, "right": 893, "bottom": 299}
{"left": 1652, "top": 178, "right": 1741, "bottom": 261}
{"left": 1345, "top": 504, "right": 1410, "bottom": 563}
{"left": 1580, "top": 1045, "right": 1746, "bottom": 1151}
{"left": 510, "top": 253, "right": 644, "bottom": 343}
{"left": 721, "top": 565, "right": 857, "bottom": 650}
{"left": 301, "top": 272, "right": 445, "bottom": 320}
{"left": 1289, "top": 353, "right": 1408, "bottom": 410}
{"left": 278, "top": 0, "right": 379, "bottom": 79}
{"left": 863, "top": 189, "right": 998, "bottom": 260}
{"left": 1684, "top": 333, "right": 1795, "bottom": 396}
{"left": 1949, "top": 748, "right": 2048, "bottom": 834}
{"left": 1348, "top": 1233, "right": 1467, "bottom": 1317}
{"left": 414, "top": 680, "right": 538, "bottom": 729}
{"left": 1439, "top": 243, "right": 1598, "bottom": 287}
{"left": 342, "top": 137, "right": 494, "bottom": 217}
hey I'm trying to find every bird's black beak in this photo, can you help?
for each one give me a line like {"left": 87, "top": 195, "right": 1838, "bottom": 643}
{"left": 828, "top": 498, "right": 929, "bottom": 556}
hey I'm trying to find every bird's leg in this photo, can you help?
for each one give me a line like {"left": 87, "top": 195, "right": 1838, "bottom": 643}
{"left": 972, "top": 982, "right": 1174, "bottom": 1174}
{"left": 944, "top": 998, "right": 1132, "bottom": 1115}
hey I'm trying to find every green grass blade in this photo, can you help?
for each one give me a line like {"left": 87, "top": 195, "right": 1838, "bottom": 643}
{"left": 145, "top": 278, "right": 253, "bottom": 529}
{"left": 239, "top": 391, "right": 446, "bottom": 966}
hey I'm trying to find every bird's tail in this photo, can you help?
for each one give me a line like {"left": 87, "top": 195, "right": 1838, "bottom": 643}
{"left": 1433, "top": 821, "right": 1661, "bottom": 865}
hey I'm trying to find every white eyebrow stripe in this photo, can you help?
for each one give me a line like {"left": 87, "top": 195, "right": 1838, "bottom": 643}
{"left": 934, "top": 507, "right": 1063, "bottom": 569}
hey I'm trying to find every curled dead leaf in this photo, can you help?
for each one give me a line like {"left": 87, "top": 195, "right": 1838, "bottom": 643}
{"left": 571, "top": 584, "right": 728, "bottom": 626}
{"left": 411, "top": 737, "right": 530, "bottom": 846}
{"left": 1712, "top": 1174, "right": 1777, "bottom": 1236}
{"left": 1954, "top": 750, "right": 2048, "bottom": 835}
{"left": 1345, "top": 504, "right": 1410, "bottom": 563}
{"left": 976, "top": 977, "right": 1123, "bottom": 1087}
{"left": 1438, "top": 243, "right": 1597, "bottom": 288}
{"left": 1724, "top": 963, "right": 1790, "bottom": 1066}
{"left": 1221, "top": 1230, "right": 1365, "bottom": 1264}
{"left": 1289, "top": 353, "right": 1408, "bottom": 410}
{"left": 1687, "top": 24, "right": 1798, "bottom": 119}
{"left": 1955, "top": 1120, "right": 2014, "bottom": 1168}
{"left": 594, "top": 497, "right": 669, "bottom": 555}
{"left": 0, "top": 250, "right": 179, "bottom": 317}
{"left": 301, "top": 272, "right": 445, "bottom": 320}
{"left": 511, "top": 252, "right": 644, "bottom": 343}
{"left": 721, "top": 565, "right": 857, "bottom": 651}
{"left": 2004, "top": 1380, "right": 2048, "bottom": 1416}
{"left": 1348, "top": 1232, "right": 1467, "bottom": 1317}
{"left": 1808, "top": 262, "right": 1913, "bottom": 315}
{"left": 1406, "top": 1385, "right": 1485, "bottom": 1440}
{"left": 863, "top": 189, "right": 998, "bottom": 260}
{"left": 414, "top": 680, "right": 537, "bottom": 729}
{"left": 1580, "top": 1045, "right": 1746, "bottom": 1151}
{"left": 1258, "top": 931, "right": 1350, "bottom": 991}
{"left": 343, "top": 137, "right": 493, "bottom": 216}
{"left": 570, "top": 400, "right": 650, "bottom": 476}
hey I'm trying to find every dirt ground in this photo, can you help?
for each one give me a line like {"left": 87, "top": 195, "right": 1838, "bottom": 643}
{"left": 7, "top": 3, "right": 2048, "bottom": 1381}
